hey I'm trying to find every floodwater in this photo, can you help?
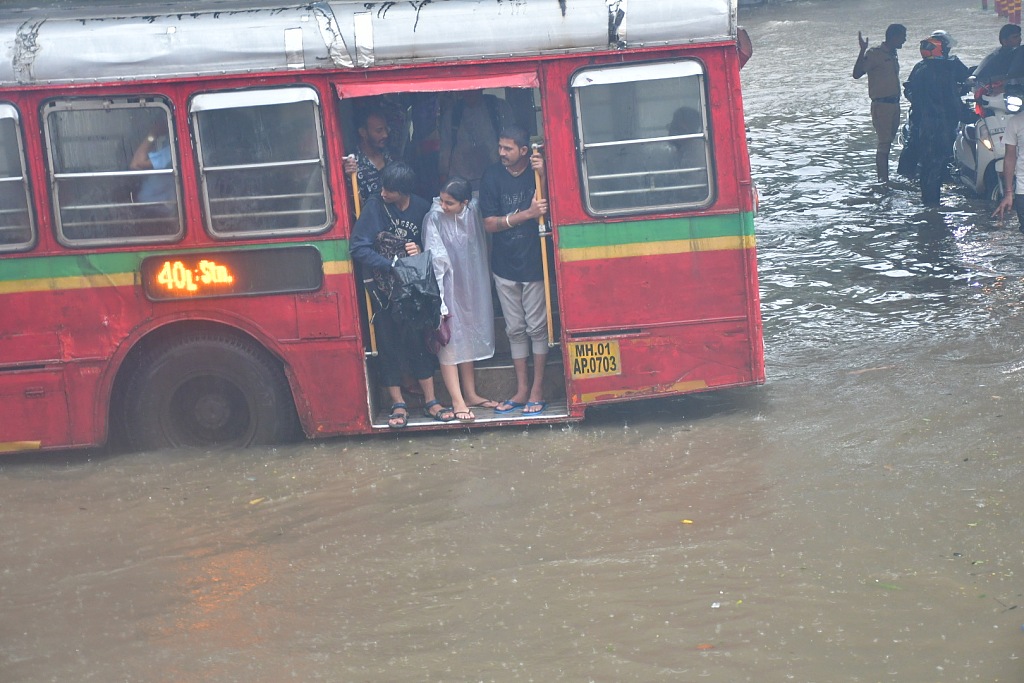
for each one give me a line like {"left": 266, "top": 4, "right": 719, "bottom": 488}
{"left": 3, "top": 0, "right": 1024, "bottom": 681}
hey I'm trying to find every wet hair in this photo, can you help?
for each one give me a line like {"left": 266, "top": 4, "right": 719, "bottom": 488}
{"left": 440, "top": 176, "right": 472, "bottom": 203}
{"left": 885, "top": 24, "right": 907, "bottom": 42}
{"left": 380, "top": 161, "right": 417, "bottom": 195}
{"left": 356, "top": 107, "right": 387, "bottom": 131}
{"left": 1000, "top": 23, "right": 1021, "bottom": 42}
{"left": 498, "top": 125, "right": 530, "bottom": 151}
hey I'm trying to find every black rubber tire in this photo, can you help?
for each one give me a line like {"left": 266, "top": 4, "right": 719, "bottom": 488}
{"left": 123, "top": 332, "right": 298, "bottom": 451}
{"left": 985, "top": 165, "right": 1004, "bottom": 204}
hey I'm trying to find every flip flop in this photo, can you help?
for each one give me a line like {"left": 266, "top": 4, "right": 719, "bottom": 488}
{"left": 523, "top": 401, "right": 547, "bottom": 415}
{"left": 423, "top": 399, "right": 455, "bottom": 422}
{"left": 494, "top": 400, "right": 525, "bottom": 414}
{"left": 454, "top": 410, "right": 476, "bottom": 423}
{"left": 387, "top": 402, "right": 408, "bottom": 429}
{"left": 468, "top": 399, "right": 500, "bottom": 409}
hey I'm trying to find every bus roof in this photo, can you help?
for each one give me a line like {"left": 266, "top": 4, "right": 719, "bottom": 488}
{"left": 0, "top": 0, "right": 737, "bottom": 86}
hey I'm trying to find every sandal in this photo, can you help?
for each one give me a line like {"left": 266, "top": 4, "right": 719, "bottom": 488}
{"left": 468, "top": 399, "right": 500, "bottom": 409}
{"left": 388, "top": 402, "right": 408, "bottom": 429}
{"left": 454, "top": 410, "right": 475, "bottom": 423}
{"left": 423, "top": 399, "right": 455, "bottom": 422}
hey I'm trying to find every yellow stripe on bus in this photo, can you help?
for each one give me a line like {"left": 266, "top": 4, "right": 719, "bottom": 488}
{"left": 559, "top": 234, "right": 755, "bottom": 263}
{"left": 577, "top": 379, "right": 709, "bottom": 403}
{"left": 1, "top": 261, "right": 351, "bottom": 295}
{"left": 0, "top": 441, "right": 42, "bottom": 453}
{"left": 323, "top": 261, "right": 351, "bottom": 276}
{"left": 0, "top": 273, "right": 137, "bottom": 294}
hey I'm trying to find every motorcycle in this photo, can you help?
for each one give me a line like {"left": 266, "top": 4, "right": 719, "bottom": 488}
{"left": 951, "top": 80, "right": 1024, "bottom": 202}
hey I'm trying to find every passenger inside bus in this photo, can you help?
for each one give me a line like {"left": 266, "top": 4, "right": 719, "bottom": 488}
{"left": 423, "top": 176, "right": 499, "bottom": 422}
{"left": 480, "top": 126, "right": 550, "bottom": 415}
{"left": 439, "top": 90, "right": 514, "bottom": 191}
{"left": 350, "top": 161, "right": 453, "bottom": 428}
{"left": 343, "top": 107, "right": 393, "bottom": 203}
{"left": 129, "top": 119, "right": 175, "bottom": 218}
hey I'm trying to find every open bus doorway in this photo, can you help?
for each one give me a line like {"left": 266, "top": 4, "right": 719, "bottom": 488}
{"left": 335, "top": 85, "right": 564, "bottom": 429}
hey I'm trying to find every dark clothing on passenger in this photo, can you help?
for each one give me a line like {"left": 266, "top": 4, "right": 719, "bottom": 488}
{"left": 975, "top": 45, "right": 1018, "bottom": 86}
{"left": 351, "top": 149, "right": 393, "bottom": 204}
{"left": 350, "top": 193, "right": 429, "bottom": 272}
{"left": 478, "top": 163, "right": 544, "bottom": 283}
{"left": 350, "top": 193, "right": 436, "bottom": 385}
{"left": 904, "top": 57, "right": 970, "bottom": 204}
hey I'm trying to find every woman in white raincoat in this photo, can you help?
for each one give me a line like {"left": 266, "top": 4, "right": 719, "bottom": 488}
{"left": 423, "top": 177, "right": 497, "bottom": 421}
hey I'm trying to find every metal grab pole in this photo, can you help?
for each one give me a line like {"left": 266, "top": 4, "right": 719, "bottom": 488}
{"left": 350, "top": 168, "right": 378, "bottom": 356}
{"left": 532, "top": 144, "right": 555, "bottom": 348}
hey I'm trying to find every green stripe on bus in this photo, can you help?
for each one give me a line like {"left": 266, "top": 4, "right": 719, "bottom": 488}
{"left": 0, "top": 240, "right": 350, "bottom": 283}
{"left": 557, "top": 211, "right": 755, "bottom": 250}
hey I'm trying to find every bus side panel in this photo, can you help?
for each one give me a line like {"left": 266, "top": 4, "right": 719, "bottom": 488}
{"left": 568, "top": 319, "right": 758, "bottom": 404}
{"left": 277, "top": 338, "right": 371, "bottom": 437}
{"left": 556, "top": 219, "right": 755, "bottom": 330}
{"left": 0, "top": 370, "right": 71, "bottom": 449}
{"left": 560, "top": 245, "right": 761, "bottom": 402}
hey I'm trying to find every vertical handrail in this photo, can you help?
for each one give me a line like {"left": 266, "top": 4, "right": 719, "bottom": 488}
{"left": 533, "top": 143, "right": 556, "bottom": 348}
{"left": 350, "top": 170, "right": 378, "bottom": 356}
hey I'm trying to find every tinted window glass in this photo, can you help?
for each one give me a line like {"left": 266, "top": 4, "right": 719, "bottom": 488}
{"left": 44, "top": 98, "right": 181, "bottom": 246}
{"left": 573, "top": 61, "right": 713, "bottom": 215}
{"left": 193, "top": 90, "right": 330, "bottom": 237}
{"left": 0, "top": 107, "right": 34, "bottom": 251}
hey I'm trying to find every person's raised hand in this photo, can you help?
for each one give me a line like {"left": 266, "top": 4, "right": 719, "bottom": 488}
{"left": 858, "top": 31, "right": 869, "bottom": 52}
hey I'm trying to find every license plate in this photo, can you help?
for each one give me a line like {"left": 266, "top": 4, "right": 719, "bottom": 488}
{"left": 568, "top": 340, "right": 621, "bottom": 379}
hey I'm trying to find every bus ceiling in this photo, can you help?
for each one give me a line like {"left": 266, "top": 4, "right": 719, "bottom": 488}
{"left": 0, "top": 0, "right": 738, "bottom": 86}
{"left": 334, "top": 73, "right": 540, "bottom": 100}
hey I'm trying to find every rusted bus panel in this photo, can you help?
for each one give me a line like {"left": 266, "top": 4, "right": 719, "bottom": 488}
{"left": 1, "top": 0, "right": 736, "bottom": 86}
{"left": 568, "top": 320, "right": 760, "bottom": 406}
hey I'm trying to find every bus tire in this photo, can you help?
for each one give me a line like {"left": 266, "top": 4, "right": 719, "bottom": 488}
{"left": 123, "top": 332, "right": 299, "bottom": 451}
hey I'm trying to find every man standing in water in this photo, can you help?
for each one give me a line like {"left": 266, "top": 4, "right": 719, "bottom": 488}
{"left": 853, "top": 23, "right": 907, "bottom": 184}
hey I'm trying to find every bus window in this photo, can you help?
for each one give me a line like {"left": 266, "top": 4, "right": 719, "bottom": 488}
{"left": 43, "top": 97, "right": 183, "bottom": 246}
{"left": 0, "top": 104, "right": 33, "bottom": 251}
{"left": 191, "top": 87, "right": 331, "bottom": 238}
{"left": 572, "top": 60, "right": 713, "bottom": 215}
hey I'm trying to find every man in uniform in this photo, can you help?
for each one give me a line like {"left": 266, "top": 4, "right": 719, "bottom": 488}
{"left": 853, "top": 23, "right": 907, "bottom": 184}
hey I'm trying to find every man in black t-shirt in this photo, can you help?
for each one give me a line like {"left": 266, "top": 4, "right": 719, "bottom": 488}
{"left": 479, "top": 126, "right": 549, "bottom": 415}
{"left": 351, "top": 162, "right": 452, "bottom": 427}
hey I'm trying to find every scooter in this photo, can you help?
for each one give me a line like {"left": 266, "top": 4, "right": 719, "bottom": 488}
{"left": 952, "top": 81, "right": 1024, "bottom": 201}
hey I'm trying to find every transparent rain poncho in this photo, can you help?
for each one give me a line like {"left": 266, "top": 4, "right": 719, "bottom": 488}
{"left": 422, "top": 197, "right": 495, "bottom": 365}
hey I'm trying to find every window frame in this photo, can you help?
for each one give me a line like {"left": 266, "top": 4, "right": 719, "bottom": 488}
{"left": 190, "top": 86, "right": 332, "bottom": 240}
{"left": 570, "top": 59, "right": 715, "bottom": 217}
{"left": 42, "top": 96, "right": 184, "bottom": 249}
{"left": 0, "top": 103, "right": 36, "bottom": 253}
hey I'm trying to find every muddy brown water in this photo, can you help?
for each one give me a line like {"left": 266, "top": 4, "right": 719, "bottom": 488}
{"left": 3, "top": 0, "right": 1024, "bottom": 681}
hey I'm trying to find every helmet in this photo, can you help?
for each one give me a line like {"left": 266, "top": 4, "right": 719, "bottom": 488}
{"left": 920, "top": 37, "right": 944, "bottom": 59}
{"left": 930, "top": 30, "right": 954, "bottom": 54}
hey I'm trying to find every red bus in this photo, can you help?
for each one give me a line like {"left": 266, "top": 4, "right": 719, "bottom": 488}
{"left": 0, "top": 0, "right": 763, "bottom": 453}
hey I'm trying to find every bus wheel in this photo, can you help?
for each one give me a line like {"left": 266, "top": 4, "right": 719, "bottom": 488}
{"left": 123, "top": 332, "right": 298, "bottom": 451}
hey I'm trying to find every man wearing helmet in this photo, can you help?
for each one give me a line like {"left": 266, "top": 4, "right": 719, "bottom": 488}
{"left": 853, "top": 23, "right": 907, "bottom": 185}
{"left": 902, "top": 32, "right": 970, "bottom": 206}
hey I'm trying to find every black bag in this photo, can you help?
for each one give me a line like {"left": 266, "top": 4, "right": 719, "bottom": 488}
{"left": 368, "top": 230, "right": 408, "bottom": 309}
{"left": 391, "top": 250, "right": 442, "bottom": 332}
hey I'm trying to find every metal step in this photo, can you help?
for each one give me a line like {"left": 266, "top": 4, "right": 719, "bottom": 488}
{"left": 370, "top": 396, "right": 572, "bottom": 430}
